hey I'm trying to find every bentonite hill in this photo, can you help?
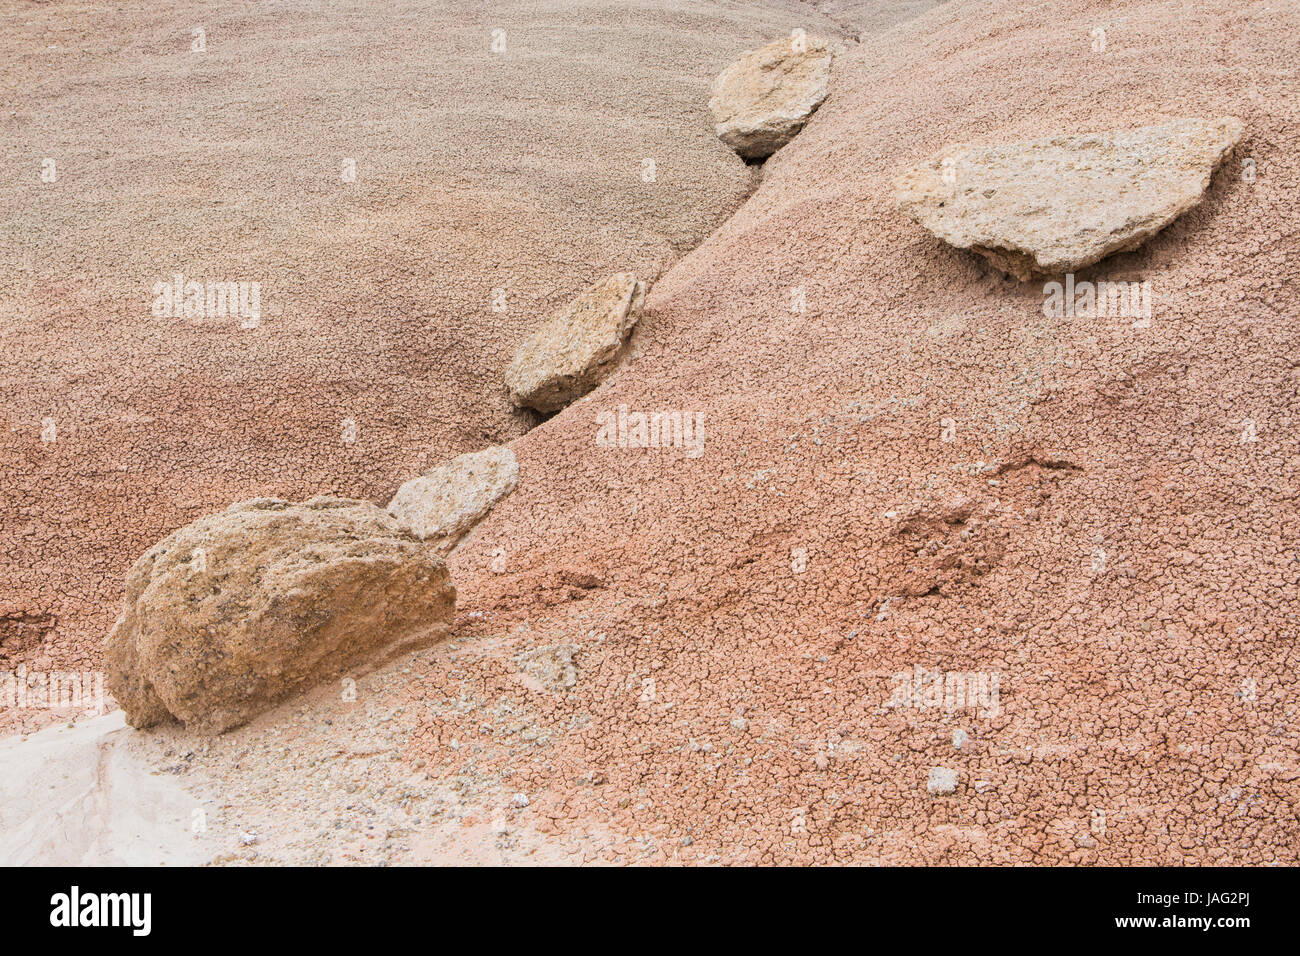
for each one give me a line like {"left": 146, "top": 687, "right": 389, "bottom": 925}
{"left": 1, "top": 0, "right": 1297, "bottom": 867}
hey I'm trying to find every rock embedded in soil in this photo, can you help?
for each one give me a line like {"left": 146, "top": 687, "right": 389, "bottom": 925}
{"left": 893, "top": 117, "right": 1245, "bottom": 279}
{"left": 708, "top": 34, "right": 834, "bottom": 160}
{"left": 104, "top": 497, "right": 455, "bottom": 735}
{"left": 387, "top": 445, "right": 518, "bottom": 551}
{"left": 516, "top": 644, "right": 580, "bottom": 692}
{"left": 927, "top": 766, "right": 959, "bottom": 795}
{"left": 505, "top": 273, "right": 646, "bottom": 413}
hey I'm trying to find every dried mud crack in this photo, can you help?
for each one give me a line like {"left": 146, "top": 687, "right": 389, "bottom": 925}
{"left": 2, "top": 0, "right": 1298, "bottom": 867}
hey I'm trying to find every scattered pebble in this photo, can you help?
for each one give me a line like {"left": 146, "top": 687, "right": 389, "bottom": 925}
{"left": 927, "top": 767, "right": 959, "bottom": 795}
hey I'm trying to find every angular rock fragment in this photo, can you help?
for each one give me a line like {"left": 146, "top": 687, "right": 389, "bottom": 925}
{"left": 387, "top": 445, "right": 518, "bottom": 550}
{"left": 927, "top": 766, "right": 959, "bottom": 795}
{"left": 505, "top": 273, "right": 646, "bottom": 412}
{"left": 104, "top": 497, "right": 455, "bottom": 734}
{"left": 708, "top": 34, "right": 834, "bottom": 160}
{"left": 894, "top": 117, "right": 1245, "bottom": 279}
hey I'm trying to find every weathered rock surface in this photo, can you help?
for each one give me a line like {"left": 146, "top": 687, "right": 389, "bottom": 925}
{"left": 388, "top": 446, "right": 518, "bottom": 550}
{"left": 803, "top": 0, "right": 947, "bottom": 36}
{"left": 708, "top": 34, "right": 834, "bottom": 159}
{"left": 894, "top": 117, "right": 1245, "bottom": 279}
{"left": 506, "top": 273, "right": 646, "bottom": 412}
{"left": 104, "top": 497, "right": 455, "bottom": 734}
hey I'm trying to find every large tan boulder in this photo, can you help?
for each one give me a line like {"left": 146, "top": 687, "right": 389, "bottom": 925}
{"left": 388, "top": 446, "right": 518, "bottom": 550}
{"left": 708, "top": 34, "right": 834, "bottom": 160}
{"left": 894, "top": 117, "right": 1245, "bottom": 280}
{"left": 104, "top": 497, "right": 455, "bottom": 734}
{"left": 505, "top": 273, "right": 646, "bottom": 413}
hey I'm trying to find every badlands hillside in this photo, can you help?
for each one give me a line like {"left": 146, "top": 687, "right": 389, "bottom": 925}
{"left": 2, "top": 0, "right": 1298, "bottom": 865}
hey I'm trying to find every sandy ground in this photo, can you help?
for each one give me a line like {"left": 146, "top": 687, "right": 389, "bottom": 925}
{"left": 0, "top": 651, "right": 612, "bottom": 865}
{"left": 0, "top": 713, "right": 211, "bottom": 865}
{"left": 3, "top": 0, "right": 1298, "bottom": 865}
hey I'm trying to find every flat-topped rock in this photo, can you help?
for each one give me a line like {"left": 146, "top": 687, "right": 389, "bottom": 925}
{"left": 388, "top": 445, "right": 518, "bottom": 550}
{"left": 104, "top": 497, "right": 455, "bottom": 734}
{"left": 709, "top": 34, "right": 834, "bottom": 160}
{"left": 894, "top": 117, "right": 1245, "bottom": 279}
{"left": 506, "top": 273, "right": 646, "bottom": 413}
